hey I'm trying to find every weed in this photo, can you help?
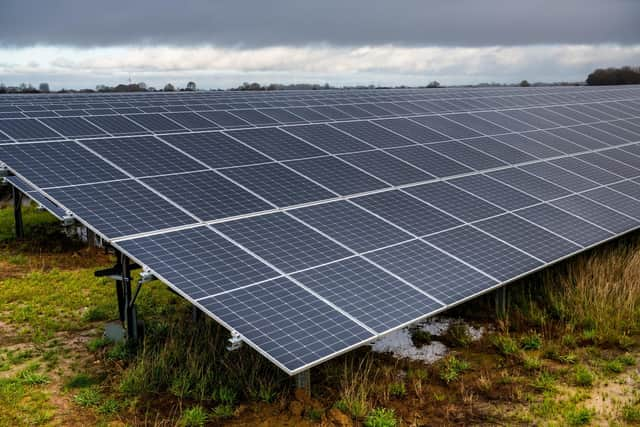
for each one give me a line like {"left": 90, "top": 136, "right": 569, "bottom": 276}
{"left": 605, "top": 359, "right": 625, "bottom": 374}
{"left": 82, "top": 305, "right": 113, "bottom": 322}
{"left": 439, "top": 356, "right": 470, "bottom": 384}
{"left": 211, "top": 404, "right": 234, "bottom": 418}
{"left": 442, "top": 321, "right": 472, "bottom": 347}
{"left": 410, "top": 329, "right": 432, "bottom": 347}
{"left": 335, "top": 355, "right": 376, "bottom": 419}
{"left": 364, "top": 407, "right": 398, "bottom": 427}
{"left": 618, "top": 353, "right": 636, "bottom": 366}
{"left": 178, "top": 406, "right": 208, "bottom": 427}
{"left": 97, "top": 399, "right": 119, "bottom": 415}
{"left": 106, "top": 341, "right": 129, "bottom": 360}
{"left": 407, "top": 367, "right": 428, "bottom": 381}
{"left": 522, "top": 355, "right": 542, "bottom": 371}
{"left": 257, "top": 383, "right": 277, "bottom": 403}
{"left": 564, "top": 406, "right": 594, "bottom": 426}
{"left": 520, "top": 332, "right": 542, "bottom": 350}
{"left": 169, "top": 373, "right": 194, "bottom": 399}
{"left": 492, "top": 334, "right": 520, "bottom": 357}
{"left": 307, "top": 407, "right": 323, "bottom": 421}
{"left": 73, "top": 388, "right": 102, "bottom": 407}
{"left": 17, "top": 366, "right": 49, "bottom": 385}
{"left": 86, "top": 336, "right": 112, "bottom": 352}
{"left": 64, "top": 373, "right": 97, "bottom": 389}
{"left": 562, "top": 334, "right": 578, "bottom": 349}
{"left": 574, "top": 365, "right": 595, "bottom": 387}
{"left": 213, "top": 385, "right": 237, "bottom": 405}
{"left": 388, "top": 381, "right": 406, "bottom": 398}
{"left": 622, "top": 403, "right": 640, "bottom": 422}
{"left": 531, "top": 371, "right": 557, "bottom": 393}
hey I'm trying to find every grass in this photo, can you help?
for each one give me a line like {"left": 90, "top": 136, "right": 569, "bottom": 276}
{"left": 178, "top": 405, "right": 208, "bottom": 427}
{"left": 573, "top": 365, "right": 595, "bottom": 387}
{"left": 439, "top": 356, "right": 470, "bottom": 384}
{"left": 364, "top": 407, "right": 398, "bottom": 427}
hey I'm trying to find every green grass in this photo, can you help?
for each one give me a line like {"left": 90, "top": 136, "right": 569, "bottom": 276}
{"left": 573, "top": 365, "right": 595, "bottom": 387}
{"left": 65, "top": 373, "right": 98, "bottom": 389}
{"left": 364, "top": 407, "right": 398, "bottom": 427}
{"left": 520, "top": 332, "right": 543, "bottom": 350}
{"left": 439, "top": 356, "right": 470, "bottom": 384}
{"left": 178, "top": 406, "right": 208, "bottom": 427}
{"left": 563, "top": 406, "right": 595, "bottom": 426}
{"left": 388, "top": 381, "right": 406, "bottom": 398}
{"left": 492, "top": 334, "right": 520, "bottom": 357}
{"left": 73, "top": 387, "right": 102, "bottom": 407}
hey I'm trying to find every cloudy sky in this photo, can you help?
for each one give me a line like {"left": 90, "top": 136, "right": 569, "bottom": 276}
{"left": 0, "top": 0, "right": 639, "bottom": 90}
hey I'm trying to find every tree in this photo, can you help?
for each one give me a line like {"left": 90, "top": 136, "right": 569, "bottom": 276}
{"left": 163, "top": 83, "right": 176, "bottom": 92}
{"left": 519, "top": 80, "right": 530, "bottom": 87}
{"left": 39, "top": 82, "right": 50, "bottom": 92}
{"left": 426, "top": 80, "right": 441, "bottom": 88}
{"left": 186, "top": 81, "right": 197, "bottom": 91}
{"left": 586, "top": 66, "right": 640, "bottom": 85}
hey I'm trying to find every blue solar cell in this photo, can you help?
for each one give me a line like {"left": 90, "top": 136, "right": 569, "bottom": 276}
{"left": 475, "top": 213, "right": 580, "bottom": 262}
{"left": 461, "top": 137, "right": 536, "bottom": 164}
{"left": 576, "top": 152, "right": 640, "bottom": 179}
{"left": 126, "top": 113, "right": 187, "bottom": 133}
{"left": 487, "top": 168, "right": 570, "bottom": 200}
{"left": 517, "top": 203, "right": 613, "bottom": 247}
{"left": 340, "top": 150, "right": 432, "bottom": 185}
{"left": 230, "top": 109, "right": 279, "bottom": 126}
{"left": 582, "top": 187, "right": 640, "bottom": 221}
{"left": 550, "top": 157, "right": 622, "bottom": 184}
{"left": 365, "top": 240, "right": 498, "bottom": 304}
{"left": 200, "top": 277, "right": 374, "bottom": 373}
{"left": 492, "top": 133, "right": 563, "bottom": 159}
{"left": 40, "top": 117, "right": 107, "bottom": 138}
{"left": 258, "top": 108, "right": 306, "bottom": 124}
{"left": 286, "top": 156, "right": 388, "bottom": 195}
{"left": 499, "top": 109, "right": 557, "bottom": 129}
{"left": 473, "top": 111, "right": 536, "bottom": 132}
{"left": 293, "top": 257, "right": 442, "bottom": 332}
{"left": 46, "top": 179, "right": 195, "bottom": 239}
{"left": 405, "top": 181, "right": 504, "bottom": 222}
{"left": 424, "top": 225, "right": 543, "bottom": 281}
{"left": 291, "top": 200, "right": 411, "bottom": 252}
{"left": 142, "top": 170, "right": 273, "bottom": 221}
{"left": 309, "top": 106, "right": 352, "bottom": 120}
{"left": 285, "top": 107, "right": 331, "bottom": 122}
{"left": 331, "top": 121, "right": 413, "bottom": 148}
{"left": 215, "top": 213, "right": 352, "bottom": 273}
{"left": 82, "top": 136, "right": 204, "bottom": 177}
{"left": 373, "top": 118, "right": 449, "bottom": 144}
{"left": 386, "top": 145, "right": 472, "bottom": 177}
{"left": 0, "top": 118, "right": 62, "bottom": 141}
{"left": 163, "top": 112, "right": 220, "bottom": 130}
{"left": 446, "top": 113, "right": 510, "bottom": 135}
{"left": 449, "top": 174, "right": 540, "bottom": 210}
{"left": 228, "top": 127, "right": 325, "bottom": 160}
{"left": 546, "top": 127, "right": 608, "bottom": 150}
{"left": 335, "top": 104, "right": 375, "bottom": 119}
{"left": 198, "top": 110, "right": 251, "bottom": 128}
{"left": 4, "top": 175, "right": 65, "bottom": 219}
{"left": 411, "top": 115, "right": 482, "bottom": 139}
{"left": 283, "top": 124, "right": 371, "bottom": 154}
{"left": 429, "top": 140, "right": 507, "bottom": 170}
{"left": 0, "top": 141, "right": 127, "bottom": 188}
{"left": 520, "top": 162, "right": 599, "bottom": 192}
{"left": 117, "top": 226, "right": 279, "bottom": 299}
{"left": 551, "top": 195, "right": 638, "bottom": 234}
{"left": 220, "top": 163, "right": 335, "bottom": 207}
{"left": 85, "top": 115, "right": 147, "bottom": 135}
{"left": 353, "top": 190, "right": 461, "bottom": 236}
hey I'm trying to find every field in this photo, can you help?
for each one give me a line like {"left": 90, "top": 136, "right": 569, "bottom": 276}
{"left": 1, "top": 204, "right": 640, "bottom": 426}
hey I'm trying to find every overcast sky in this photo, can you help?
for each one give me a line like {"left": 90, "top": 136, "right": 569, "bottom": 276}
{"left": 1, "top": 0, "right": 639, "bottom": 89}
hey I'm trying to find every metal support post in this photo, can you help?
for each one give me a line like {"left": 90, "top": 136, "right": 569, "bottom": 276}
{"left": 495, "top": 286, "right": 508, "bottom": 319}
{"left": 295, "top": 369, "right": 311, "bottom": 396}
{"left": 12, "top": 186, "right": 24, "bottom": 239}
{"left": 121, "top": 254, "right": 138, "bottom": 342}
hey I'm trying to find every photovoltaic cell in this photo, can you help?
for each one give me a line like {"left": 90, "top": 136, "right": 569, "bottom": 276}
{"left": 461, "top": 137, "right": 536, "bottom": 164}
{"left": 198, "top": 111, "right": 250, "bottom": 128}
{"left": 365, "top": 240, "right": 498, "bottom": 304}
{"left": 582, "top": 187, "right": 640, "bottom": 220}
{"left": 85, "top": 115, "right": 148, "bottom": 135}
{"left": 116, "top": 226, "right": 279, "bottom": 299}
{"left": 285, "top": 156, "right": 388, "bottom": 195}
{"left": 519, "top": 162, "right": 599, "bottom": 192}
{"left": 126, "top": 113, "right": 186, "bottom": 133}
{"left": 0, "top": 118, "right": 62, "bottom": 141}
{"left": 293, "top": 257, "right": 442, "bottom": 333}
{"left": 331, "top": 121, "right": 413, "bottom": 148}
{"left": 45, "top": 179, "right": 195, "bottom": 239}
{"left": 487, "top": 168, "right": 570, "bottom": 200}
{"left": 230, "top": 109, "right": 279, "bottom": 126}
{"left": 220, "top": 163, "right": 335, "bottom": 207}
{"left": 475, "top": 213, "right": 580, "bottom": 262}
{"left": 215, "top": 213, "right": 352, "bottom": 273}
{"left": 386, "top": 145, "right": 472, "bottom": 177}
{"left": 159, "top": 131, "right": 270, "bottom": 168}
{"left": 405, "top": 181, "right": 504, "bottom": 222}
{"left": 551, "top": 195, "right": 638, "bottom": 234}
{"left": 424, "top": 225, "right": 543, "bottom": 281}
{"left": 517, "top": 203, "right": 613, "bottom": 247}
{"left": 411, "top": 115, "right": 482, "bottom": 139}
{"left": 550, "top": 157, "right": 622, "bottom": 184}
{"left": 39, "top": 117, "right": 107, "bottom": 138}
{"left": 353, "top": 190, "right": 461, "bottom": 236}
{"left": 82, "top": 136, "right": 204, "bottom": 177}
{"left": 291, "top": 201, "right": 411, "bottom": 252}
{"left": 492, "top": 133, "right": 563, "bottom": 159}
{"left": 283, "top": 124, "right": 371, "bottom": 154}
{"left": 445, "top": 113, "right": 510, "bottom": 135}
{"left": 228, "top": 127, "right": 325, "bottom": 160}
{"left": 473, "top": 111, "right": 536, "bottom": 132}
{"left": 449, "top": 174, "right": 540, "bottom": 210}
{"left": 373, "top": 118, "right": 448, "bottom": 144}
{"left": 428, "top": 140, "right": 507, "bottom": 170}
{"left": 142, "top": 171, "right": 273, "bottom": 221}
{"left": 200, "top": 277, "right": 374, "bottom": 372}
{"left": 0, "top": 141, "right": 127, "bottom": 188}
{"left": 340, "top": 150, "right": 432, "bottom": 185}
{"left": 575, "top": 152, "right": 640, "bottom": 179}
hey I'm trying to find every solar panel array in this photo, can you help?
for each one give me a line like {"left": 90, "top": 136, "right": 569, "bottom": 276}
{"left": 2, "top": 85, "right": 640, "bottom": 374}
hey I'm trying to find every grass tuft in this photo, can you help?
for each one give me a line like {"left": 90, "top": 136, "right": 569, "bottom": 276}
{"left": 364, "top": 407, "right": 398, "bottom": 427}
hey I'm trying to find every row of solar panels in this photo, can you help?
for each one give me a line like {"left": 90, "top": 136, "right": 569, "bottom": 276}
{"left": 0, "top": 84, "right": 635, "bottom": 107}
{"left": 1, "top": 96, "right": 639, "bottom": 145}
{"left": 2, "top": 86, "right": 640, "bottom": 374}
{"left": 1, "top": 85, "right": 638, "bottom": 116}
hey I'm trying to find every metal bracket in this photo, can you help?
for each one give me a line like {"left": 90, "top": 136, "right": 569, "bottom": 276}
{"left": 61, "top": 211, "right": 75, "bottom": 227}
{"left": 0, "top": 164, "right": 9, "bottom": 178}
{"left": 226, "top": 330, "right": 243, "bottom": 351}
{"left": 138, "top": 268, "right": 156, "bottom": 284}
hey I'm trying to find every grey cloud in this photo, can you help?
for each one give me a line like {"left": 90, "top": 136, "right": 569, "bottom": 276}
{"left": 1, "top": 0, "right": 639, "bottom": 47}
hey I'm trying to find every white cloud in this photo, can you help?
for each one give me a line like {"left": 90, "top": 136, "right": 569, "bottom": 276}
{"left": 0, "top": 44, "right": 638, "bottom": 89}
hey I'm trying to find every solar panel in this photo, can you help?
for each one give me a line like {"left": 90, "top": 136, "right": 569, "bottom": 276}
{"left": 2, "top": 86, "right": 640, "bottom": 375}
{"left": 364, "top": 240, "right": 498, "bottom": 304}
{"left": 293, "top": 257, "right": 442, "bottom": 332}
{"left": 285, "top": 156, "right": 388, "bottom": 195}
{"left": 215, "top": 213, "right": 352, "bottom": 273}
{"left": 4, "top": 175, "right": 66, "bottom": 219}
{"left": 290, "top": 201, "right": 411, "bottom": 252}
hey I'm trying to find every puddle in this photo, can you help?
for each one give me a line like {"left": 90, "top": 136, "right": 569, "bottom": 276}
{"left": 370, "top": 317, "right": 486, "bottom": 363}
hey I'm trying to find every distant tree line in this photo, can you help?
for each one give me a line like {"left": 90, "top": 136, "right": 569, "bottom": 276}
{"left": 586, "top": 66, "right": 640, "bottom": 85}
{"left": 233, "top": 82, "right": 334, "bottom": 91}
